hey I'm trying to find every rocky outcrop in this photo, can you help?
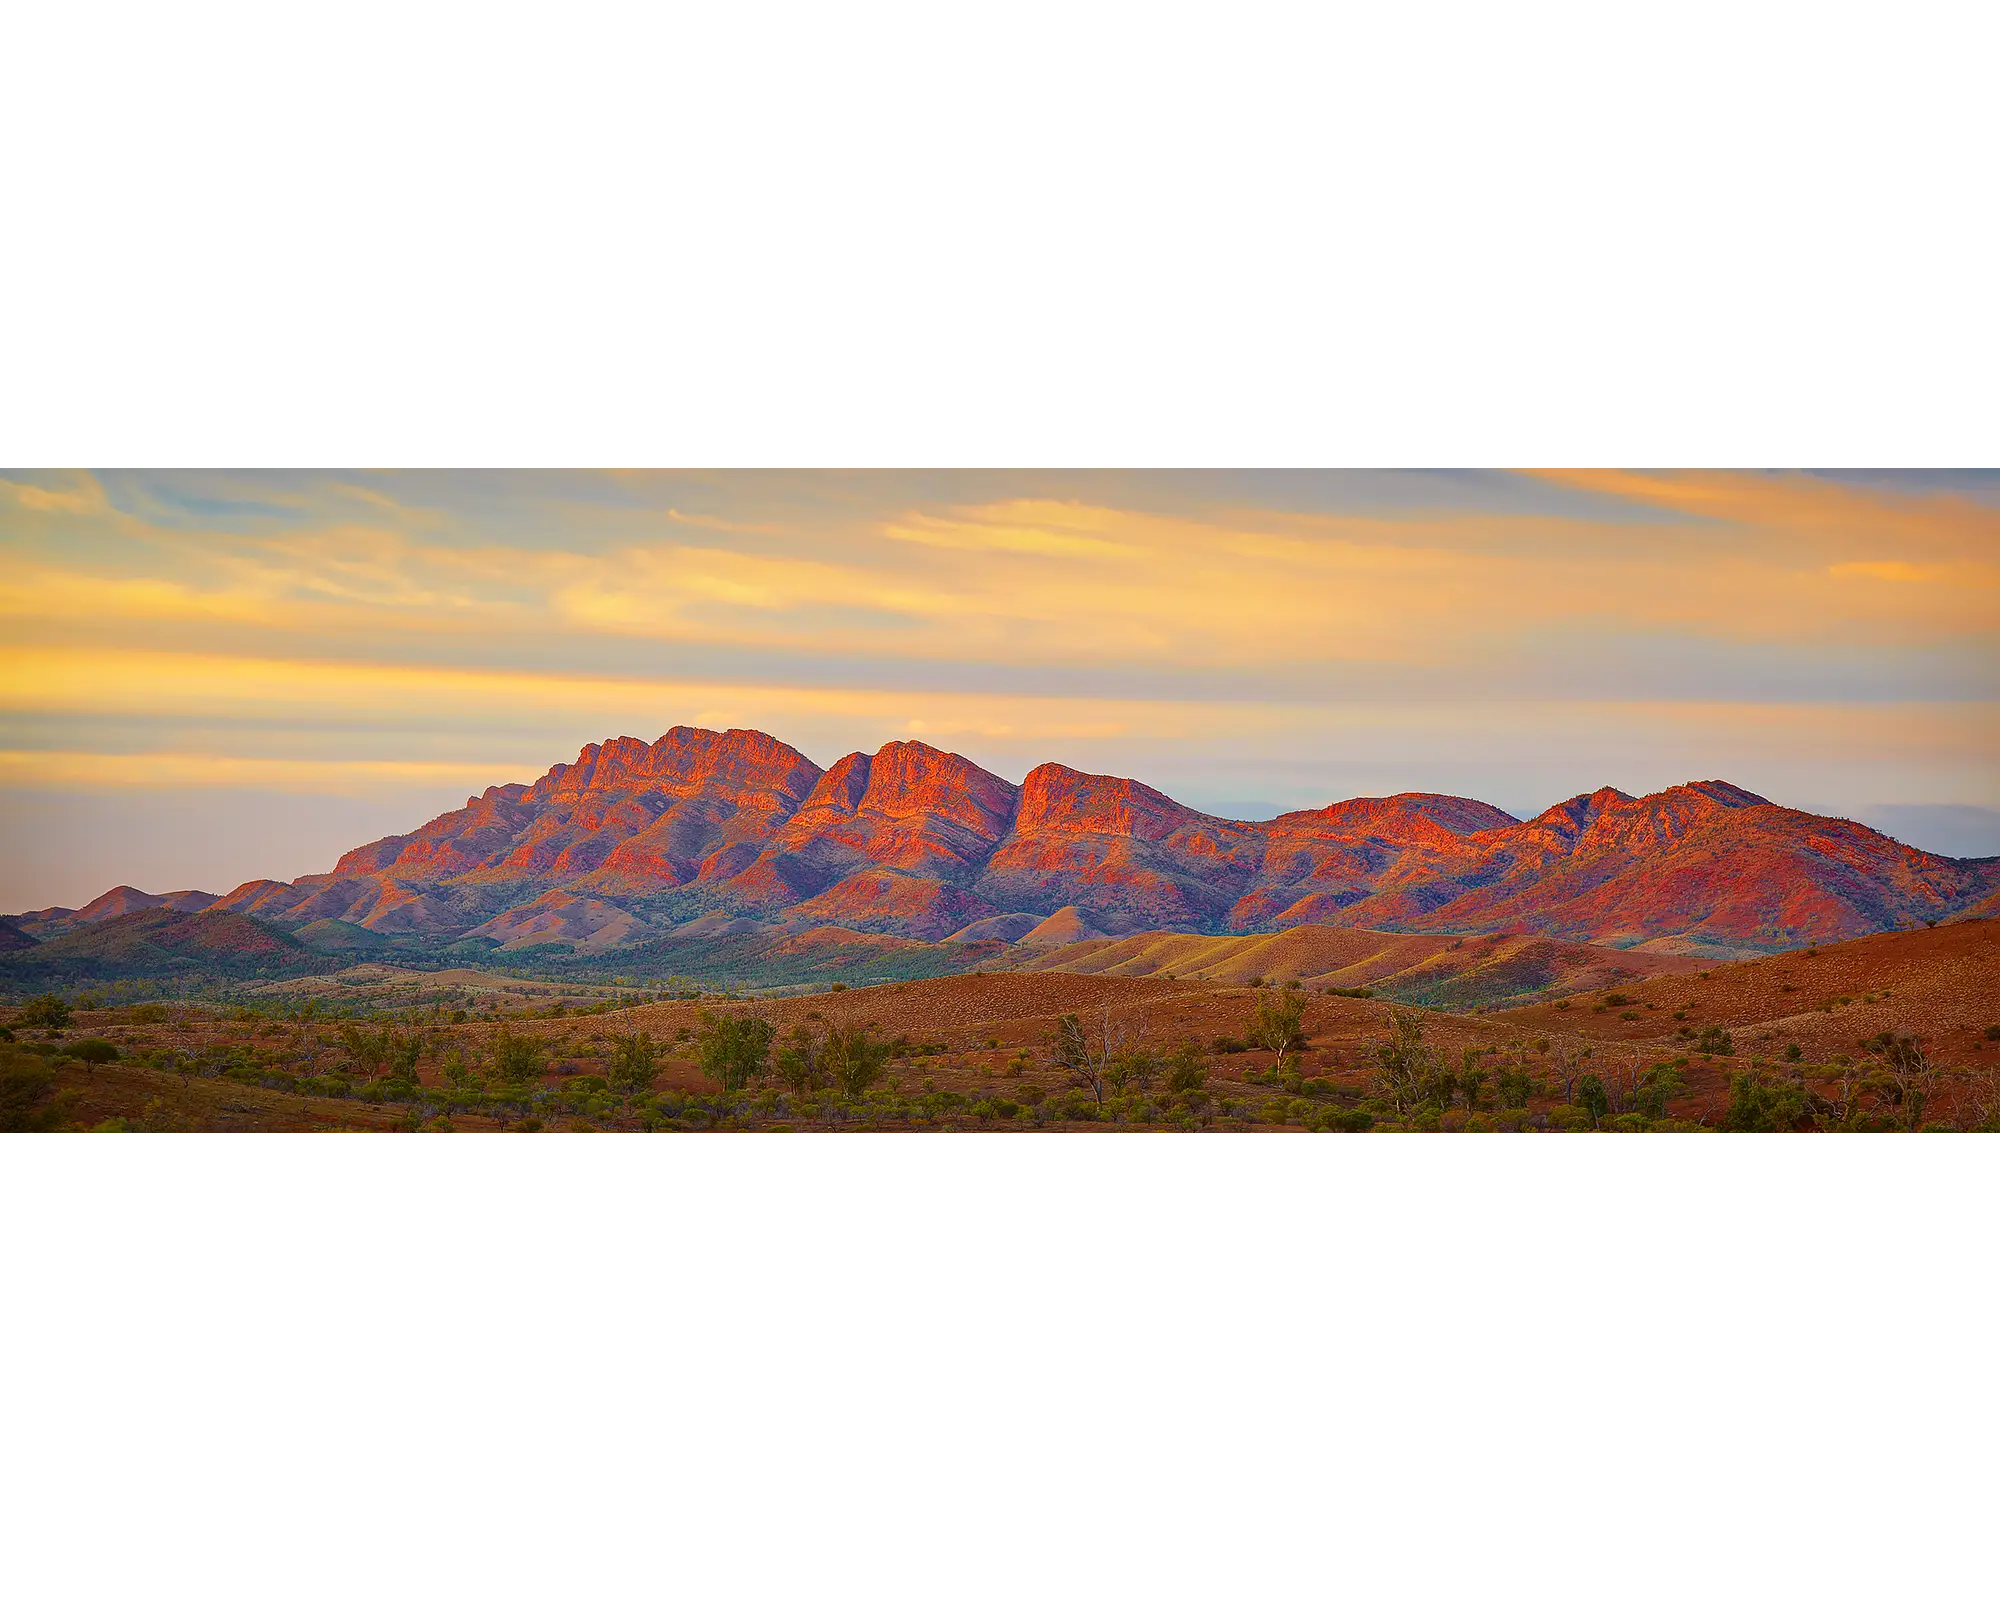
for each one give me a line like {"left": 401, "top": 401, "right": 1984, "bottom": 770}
{"left": 69, "top": 726, "right": 1997, "bottom": 955}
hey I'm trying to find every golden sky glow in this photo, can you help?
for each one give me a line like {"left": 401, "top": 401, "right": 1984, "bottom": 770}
{"left": 2, "top": 469, "right": 1995, "bottom": 905}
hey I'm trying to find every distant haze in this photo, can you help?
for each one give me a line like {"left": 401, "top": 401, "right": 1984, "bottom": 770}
{"left": 2, "top": 468, "right": 1994, "bottom": 908}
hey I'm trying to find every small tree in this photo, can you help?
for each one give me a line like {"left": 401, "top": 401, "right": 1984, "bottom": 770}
{"left": 21, "top": 994, "right": 73, "bottom": 1035}
{"left": 1634, "top": 1061, "right": 1687, "bottom": 1120}
{"left": 1104, "top": 1045, "right": 1160, "bottom": 1095}
{"left": 825, "top": 1024, "right": 889, "bottom": 1098}
{"left": 1052, "top": 1009, "right": 1126, "bottom": 1105}
{"left": 773, "top": 1024, "right": 831, "bottom": 1097}
{"left": 1247, "top": 990, "right": 1309, "bottom": 1076}
{"left": 339, "top": 1022, "right": 398, "bottom": 1076}
{"left": 696, "top": 1011, "right": 774, "bottom": 1094}
{"left": 1574, "top": 1073, "right": 1610, "bottom": 1125}
{"left": 1540, "top": 1036, "right": 1594, "bottom": 1103}
{"left": 1456, "top": 1048, "right": 1488, "bottom": 1112}
{"left": 1874, "top": 1032, "right": 1936, "bottom": 1128}
{"left": 1162, "top": 1041, "right": 1207, "bottom": 1094}
{"left": 1496, "top": 1057, "right": 1535, "bottom": 1108}
{"left": 1371, "top": 1010, "right": 1432, "bottom": 1115}
{"left": 488, "top": 1025, "right": 545, "bottom": 1088}
{"left": 385, "top": 1030, "right": 424, "bottom": 1086}
{"left": 607, "top": 1031, "right": 660, "bottom": 1097}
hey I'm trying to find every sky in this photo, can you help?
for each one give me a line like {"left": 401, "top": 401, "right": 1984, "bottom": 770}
{"left": 2, "top": 468, "right": 1996, "bottom": 911}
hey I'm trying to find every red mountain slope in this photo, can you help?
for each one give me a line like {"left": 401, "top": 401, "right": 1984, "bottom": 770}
{"left": 146, "top": 726, "right": 2000, "bottom": 953}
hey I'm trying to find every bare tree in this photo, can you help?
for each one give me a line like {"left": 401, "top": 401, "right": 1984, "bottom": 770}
{"left": 1052, "top": 1008, "right": 1127, "bottom": 1105}
{"left": 1545, "top": 1035, "right": 1594, "bottom": 1104}
{"left": 1877, "top": 1032, "right": 1936, "bottom": 1129}
{"left": 1370, "top": 1009, "right": 1432, "bottom": 1116}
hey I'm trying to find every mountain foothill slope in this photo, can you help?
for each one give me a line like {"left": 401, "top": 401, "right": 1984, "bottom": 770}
{"left": 7, "top": 727, "right": 1997, "bottom": 968}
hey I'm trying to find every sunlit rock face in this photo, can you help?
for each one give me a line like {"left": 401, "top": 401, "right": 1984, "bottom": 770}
{"left": 169, "top": 728, "right": 2000, "bottom": 952}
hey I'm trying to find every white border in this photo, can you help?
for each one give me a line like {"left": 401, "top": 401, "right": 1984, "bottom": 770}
{"left": 5, "top": 8, "right": 1996, "bottom": 1597}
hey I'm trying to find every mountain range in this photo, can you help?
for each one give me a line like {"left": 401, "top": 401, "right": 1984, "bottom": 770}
{"left": 8, "top": 726, "right": 1996, "bottom": 965}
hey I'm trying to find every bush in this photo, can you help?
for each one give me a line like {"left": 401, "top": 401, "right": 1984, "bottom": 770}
{"left": 1723, "top": 1072, "right": 1808, "bottom": 1132}
{"left": 1986, "top": 1025, "right": 2000, "bottom": 1042}
{"left": 62, "top": 1038, "right": 121, "bottom": 1064}
{"left": 1634, "top": 1062, "right": 1687, "bottom": 1119}
{"left": 20, "top": 994, "right": 73, "bottom": 1034}
{"left": 1, "top": 1051, "right": 67, "bottom": 1131}
{"left": 1695, "top": 1026, "right": 1735, "bottom": 1056}
{"left": 1322, "top": 1108, "right": 1374, "bottom": 1132}
{"left": 1164, "top": 1042, "right": 1208, "bottom": 1093}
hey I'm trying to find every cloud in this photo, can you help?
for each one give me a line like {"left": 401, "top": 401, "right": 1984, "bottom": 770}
{"left": 0, "top": 472, "right": 1990, "bottom": 853}
{"left": 1828, "top": 561, "right": 1945, "bottom": 583}
{"left": 0, "top": 750, "right": 542, "bottom": 794}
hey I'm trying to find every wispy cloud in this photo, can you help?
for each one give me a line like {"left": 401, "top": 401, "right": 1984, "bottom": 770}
{"left": 0, "top": 469, "right": 1992, "bottom": 906}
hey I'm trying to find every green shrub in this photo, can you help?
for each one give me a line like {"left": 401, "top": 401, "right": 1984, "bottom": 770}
{"left": 1164, "top": 1042, "right": 1208, "bottom": 1093}
{"left": 1, "top": 1051, "right": 67, "bottom": 1131}
{"left": 62, "top": 1038, "right": 121, "bottom": 1064}
{"left": 1723, "top": 1072, "right": 1807, "bottom": 1132}
{"left": 488, "top": 1026, "right": 545, "bottom": 1086}
{"left": 20, "top": 994, "right": 73, "bottom": 1034}
{"left": 607, "top": 1031, "right": 660, "bottom": 1095}
{"left": 826, "top": 1024, "right": 890, "bottom": 1098}
{"left": 695, "top": 1011, "right": 775, "bottom": 1093}
{"left": 1634, "top": 1062, "right": 1686, "bottom": 1119}
{"left": 1574, "top": 1074, "right": 1610, "bottom": 1122}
